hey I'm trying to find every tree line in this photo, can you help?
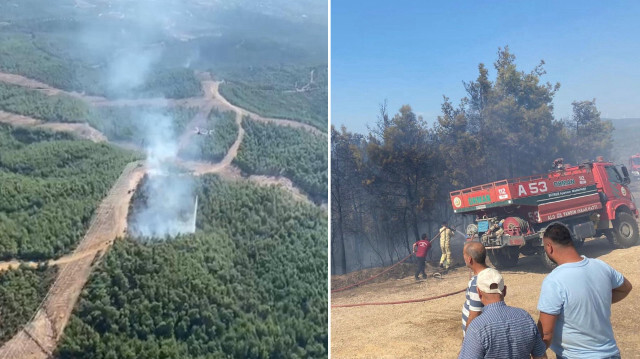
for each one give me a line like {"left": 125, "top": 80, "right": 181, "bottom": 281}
{"left": 219, "top": 66, "right": 328, "bottom": 131}
{"left": 235, "top": 118, "right": 328, "bottom": 202}
{"left": 0, "top": 264, "right": 57, "bottom": 345}
{"left": 0, "top": 124, "right": 140, "bottom": 260}
{"left": 87, "top": 106, "right": 199, "bottom": 144}
{"left": 57, "top": 175, "right": 327, "bottom": 359}
{"left": 0, "top": 33, "right": 202, "bottom": 99}
{"left": 331, "top": 47, "right": 613, "bottom": 274}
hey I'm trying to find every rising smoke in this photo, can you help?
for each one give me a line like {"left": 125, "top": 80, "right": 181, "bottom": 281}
{"left": 78, "top": 1, "right": 198, "bottom": 238}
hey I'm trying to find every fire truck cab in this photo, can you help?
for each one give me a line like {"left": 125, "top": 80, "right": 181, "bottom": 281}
{"left": 450, "top": 158, "right": 639, "bottom": 269}
{"left": 628, "top": 154, "right": 640, "bottom": 180}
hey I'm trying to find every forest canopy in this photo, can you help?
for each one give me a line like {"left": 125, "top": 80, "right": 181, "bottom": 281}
{"left": 0, "top": 264, "right": 57, "bottom": 345}
{"left": 0, "top": 124, "right": 139, "bottom": 260}
{"left": 235, "top": 118, "right": 327, "bottom": 202}
{"left": 219, "top": 66, "right": 328, "bottom": 131}
{"left": 57, "top": 175, "right": 328, "bottom": 359}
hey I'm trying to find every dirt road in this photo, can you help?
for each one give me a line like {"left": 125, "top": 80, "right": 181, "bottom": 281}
{"left": 208, "top": 81, "right": 326, "bottom": 136}
{"left": 0, "top": 71, "right": 319, "bottom": 202}
{"left": 0, "top": 162, "right": 146, "bottom": 359}
{"left": 331, "top": 238, "right": 640, "bottom": 359}
{"left": 0, "top": 111, "right": 106, "bottom": 142}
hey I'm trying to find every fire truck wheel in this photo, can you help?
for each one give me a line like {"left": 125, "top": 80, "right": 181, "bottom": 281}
{"left": 540, "top": 251, "right": 557, "bottom": 270}
{"left": 488, "top": 248, "right": 519, "bottom": 269}
{"left": 607, "top": 212, "right": 640, "bottom": 248}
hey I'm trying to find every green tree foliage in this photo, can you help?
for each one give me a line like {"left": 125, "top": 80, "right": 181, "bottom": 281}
{"left": 568, "top": 99, "right": 613, "bottom": 161}
{"left": 437, "top": 46, "right": 566, "bottom": 182}
{"left": 235, "top": 119, "right": 327, "bottom": 202}
{"left": 0, "top": 124, "right": 139, "bottom": 260}
{"left": 87, "top": 106, "right": 199, "bottom": 143}
{"left": 57, "top": 176, "right": 328, "bottom": 359}
{"left": 365, "top": 105, "right": 444, "bottom": 248}
{"left": 331, "top": 47, "right": 615, "bottom": 274}
{"left": 219, "top": 66, "right": 328, "bottom": 131}
{"left": 0, "top": 32, "right": 103, "bottom": 95}
{"left": 0, "top": 33, "right": 202, "bottom": 99}
{"left": 0, "top": 82, "right": 90, "bottom": 123}
{"left": 137, "top": 69, "right": 203, "bottom": 99}
{"left": 179, "top": 109, "right": 239, "bottom": 162}
{"left": 0, "top": 265, "right": 57, "bottom": 345}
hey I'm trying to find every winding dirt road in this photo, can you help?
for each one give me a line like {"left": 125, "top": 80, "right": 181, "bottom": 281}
{"left": 0, "top": 69, "right": 324, "bottom": 357}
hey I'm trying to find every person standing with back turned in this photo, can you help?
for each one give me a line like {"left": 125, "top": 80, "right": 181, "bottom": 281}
{"left": 461, "top": 241, "right": 489, "bottom": 336}
{"left": 537, "top": 223, "right": 633, "bottom": 359}
{"left": 439, "top": 221, "right": 454, "bottom": 270}
{"left": 459, "top": 268, "right": 547, "bottom": 359}
{"left": 413, "top": 233, "right": 431, "bottom": 280}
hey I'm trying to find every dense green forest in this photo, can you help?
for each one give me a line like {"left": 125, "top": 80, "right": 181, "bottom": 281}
{"left": 0, "top": 82, "right": 90, "bottom": 123}
{"left": 0, "top": 265, "right": 57, "bottom": 345}
{"left": 0, "top": 32, "right": 202, "bottom": 99}
{"left": 57, "top": 175, "right": 327, "bottom": 359}
{"left": 179, "top": 109, "right": 239, "bottom": 162}
{"left": 0, "top": 124, "right": 139, "bottom": 260}
{"left": 235, "top": 119, "right": 327, "bottom": 202}
{"left": 0, "top": 32, "right": 102, "bottom": 94}
{"left": 331, "top": 47, "right": 615, "bottom": 274}
{"left": 219, "top": 66, "right": 328, "bottom": 131}
{"left": 87, "top": 106, "right": 199, "bottom": 143}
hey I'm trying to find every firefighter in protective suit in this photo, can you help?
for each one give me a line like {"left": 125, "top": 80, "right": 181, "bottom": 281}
{"left": 439, "top": 221, "right": 454, "bottom": 270}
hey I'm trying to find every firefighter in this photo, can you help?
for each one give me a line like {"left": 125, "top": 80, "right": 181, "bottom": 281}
{"left": 439, "top": 221, "right": 454, "bottom": 270}
{"left": 413, "top": 233, "right": 431, "bottom": 280}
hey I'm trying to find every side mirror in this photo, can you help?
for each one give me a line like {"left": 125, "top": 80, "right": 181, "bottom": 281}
{"left": 621, "top": 165, "right": 631, "bottom": 185}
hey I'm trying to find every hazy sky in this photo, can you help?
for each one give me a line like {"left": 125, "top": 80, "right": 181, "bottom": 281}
{"left": 332, "top": 1, "right": 640, "bottom": 134}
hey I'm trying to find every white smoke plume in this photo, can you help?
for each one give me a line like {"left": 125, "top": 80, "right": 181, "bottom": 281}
{"left": 76, "top": 1, "right": 198, "bottom": 238}
{"left": 128, "top": 111, "right": 197, "bottom": 238}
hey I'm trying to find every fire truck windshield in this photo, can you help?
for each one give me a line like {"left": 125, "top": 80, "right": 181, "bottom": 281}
{"left": 632, "top": 158, "right": 640, "bottom": 165}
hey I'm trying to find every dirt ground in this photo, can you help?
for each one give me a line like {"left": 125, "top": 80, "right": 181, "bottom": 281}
{"left": 331, "top": 238, "right": 640, "bottom": 359}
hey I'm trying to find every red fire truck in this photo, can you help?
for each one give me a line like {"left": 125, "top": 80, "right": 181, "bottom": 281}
{"left": 450, "top": 158, "right": 639, "bottom": 269}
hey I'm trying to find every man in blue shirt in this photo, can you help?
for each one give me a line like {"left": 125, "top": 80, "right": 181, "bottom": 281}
{"left": 459, "top": 268, "right": 547, "bottom": 359}
{"left": 537, "top": 223, "right": 633, "bottom": 359}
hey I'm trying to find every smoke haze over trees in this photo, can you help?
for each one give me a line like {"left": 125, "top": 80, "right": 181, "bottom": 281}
{"left": 332, "top": 47, "right": 614, "bottom": 274}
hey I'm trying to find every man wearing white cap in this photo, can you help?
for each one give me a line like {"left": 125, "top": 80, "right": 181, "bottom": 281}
{"left": 459, "top": 268, "right": 547, "bottom": 359}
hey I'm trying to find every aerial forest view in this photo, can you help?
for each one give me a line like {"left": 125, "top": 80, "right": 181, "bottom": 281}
{"left": 0, "top": 0, "right": 328, "bottom": 358}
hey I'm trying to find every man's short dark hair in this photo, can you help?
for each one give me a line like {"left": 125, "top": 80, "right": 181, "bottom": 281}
{"left": 442, "top": 221, "right": 447, "bottom": 226}
{"left": 543, "top": 223, "right": 573, "bottom": 246}
{"left": 421, "top": 233, "right": 428, "bottom": 240}
{"left": 464, "top": 242, "right": 486, "bottom": 265}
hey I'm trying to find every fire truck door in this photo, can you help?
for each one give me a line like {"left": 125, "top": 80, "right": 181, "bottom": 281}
{"left": 604, "top": 165, "right": 629, "bottom": 200}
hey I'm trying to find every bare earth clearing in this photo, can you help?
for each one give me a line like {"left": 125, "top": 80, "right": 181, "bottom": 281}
{"left": 331, "top": 238, "right": 640, "bottom": 359}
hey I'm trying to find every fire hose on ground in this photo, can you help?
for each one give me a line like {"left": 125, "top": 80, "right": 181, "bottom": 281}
{"left": 331, "top": 229, "right": 450, "bottom": 293}
{"left": 331, "top": 288, "right": 466, "bottom": 308}
{"left": 331, "top": 229, "right": 467, "bottom": 307}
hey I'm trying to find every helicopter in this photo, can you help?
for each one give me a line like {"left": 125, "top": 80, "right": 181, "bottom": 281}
{"left": 194, "top": 127, "right": 212, "bottom": 135}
